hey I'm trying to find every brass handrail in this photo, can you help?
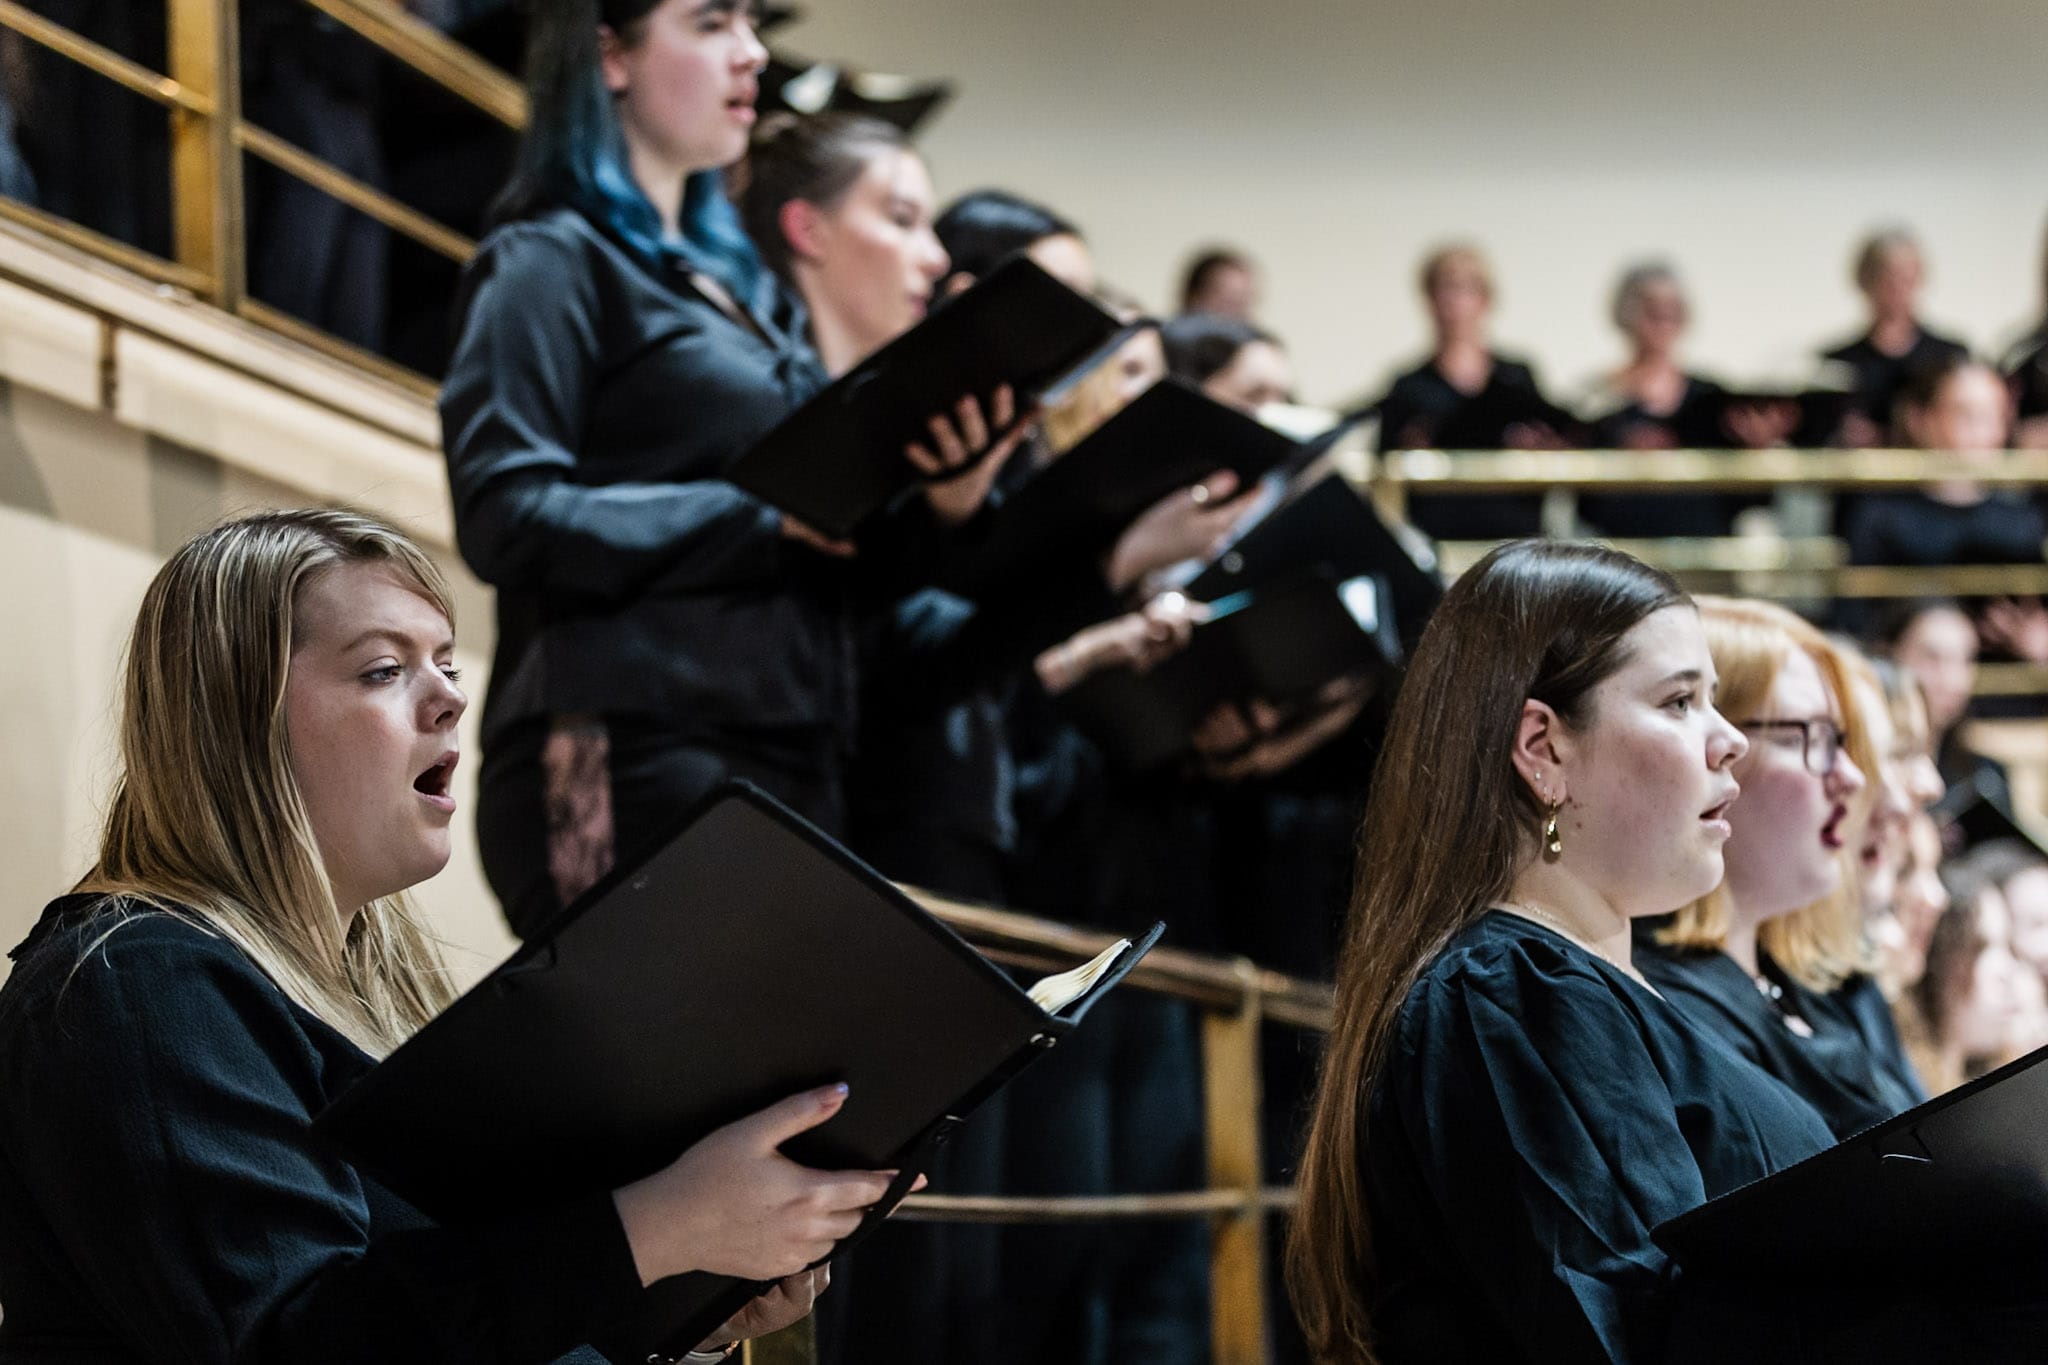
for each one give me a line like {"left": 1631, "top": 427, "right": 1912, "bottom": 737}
{"left": 1976, "top": 664, "right": 2048, "bottom": 698}
{"left": 235, "top": 122, "right": 476, "bottom": 260}
{"left": 1369, "top": 447, "right": 2048, "bottom": 491}
{"left": 0, "top": 197, "right": 212, "bottom": 292}
{"left": 0, "top": 0, "right": 215, "bottom": 112}
{"left": 907, "top": 887, "right": 1337, "bottom": 1033}
{"left": 894, "top": 1188, "right": 1298, "bottom": 1223}
{"left": 298, "top": 0, "right": 527, "bottom": 127}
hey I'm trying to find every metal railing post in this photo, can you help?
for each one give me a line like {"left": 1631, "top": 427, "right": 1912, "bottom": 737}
{"left": 1204, "top": 958, "right": 1268, "bottom": 1365}
{"left": 166, "top": 0, "right": 242, "bottom": 307}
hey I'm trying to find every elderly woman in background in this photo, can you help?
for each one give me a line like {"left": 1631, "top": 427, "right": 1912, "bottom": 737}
{"left": 1580, "top": 261, "right": 1796, "bottom": 538}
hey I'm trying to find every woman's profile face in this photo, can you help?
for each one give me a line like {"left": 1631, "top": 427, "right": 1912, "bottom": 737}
{"left": 284, "top": 562, "right": 467, "bottom": 916}
{"left": 1549, "top": 605, "right": 1748, "bottom": 917}
{"left": 1426, "top": 256, "right": 1491, "bottom": 338}
{"left": 1889, "top": 683, "right": 1946, "bottom": 808}
{"left": 1201, "top": 340, "right": 1292, "bottom": 414}
{"left": 1721, "top": 649, "right": 1867, "bottom": 920}
{"left": 1908, "top": 366, "right": 2012, "bottom": 454}
{"left": 1026, "top": 232, "right": 1096, "bottom": 296}
{"left": 1863, "top": 243, "right": 1924, "bottom": 318}
{"left": 799, "top": 148, "right": 949, "bottom": 355}
{"left": 1624, "top": 278, "right": 1688, "bottom": 356}
{"left": 1893, "top": 607, "right": 1978, "bottom": 735}
{"left": 1953, "top": 889, "right": 2026, "bottom": 1059}
{"left": 604, "top": 0, "right": 768, "bottom": 176}
{"left": 1895, "top": 812, "right": 1951, "bottom": 966}
{"left": 1854, "top": 675, "right": 1911, "bottom": 915}
{"left": 2004, "top": 866, "right": 2048, "bottom": 978}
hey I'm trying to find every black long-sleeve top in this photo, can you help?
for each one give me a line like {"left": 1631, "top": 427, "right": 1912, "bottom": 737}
{"left": 2007, "top": 336, "right": 2048, "bottom": 422}
{"left": 1843, "top": 491, "right": 2046, "bottom": 568}
{"left": 440, "top": 206, "right": 878, "bottom": 776}
{"left": 1373, "top": 355, "right": 1552, "bottom": 541}
{"left": 1363, "top": 913, "right": 1834, "bottom": 1362}
{"left": 1821, "top": 326, "right": 1969, "bottom": 433}
{"left": 1634, "top": 939, "right": 1924, "bottom": 1140}
{"left": 1578, "top": 375, "right": 1767, "bottom": 539}
{"left": 0, "top": 895, "right": 646, "bottom": 1363}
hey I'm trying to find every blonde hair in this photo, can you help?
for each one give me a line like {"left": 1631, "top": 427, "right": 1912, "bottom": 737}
{"left": 1853, "top": 226, "right": 1922, "bottom": 292}
{"left": 72, "top": 509, "right": 458, "bottom": 1055}
{"left": 1417, "top": 242, "right": 1493, "bottom": 300}
{"left": 1658, "top": 597, "right": 1876, "bottom": 991}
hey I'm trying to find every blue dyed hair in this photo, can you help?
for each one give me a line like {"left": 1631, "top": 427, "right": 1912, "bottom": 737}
{"left": 493, "top": 0, "right": 774, "bottom": 317}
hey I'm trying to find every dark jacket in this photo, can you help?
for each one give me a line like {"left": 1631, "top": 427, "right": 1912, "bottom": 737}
{"left": 439, "top": 206, "right": 852, "bottom": 772}
{"left": 1373, "top": 353, "right": 1553, "bottom": 541}
{"left": 0, "top": 895, "right": 641, "bottom": 1363}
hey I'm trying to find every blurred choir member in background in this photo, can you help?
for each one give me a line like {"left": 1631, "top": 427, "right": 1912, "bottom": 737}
{"left": 240, "top": 0, "right": 391, "bottom": 351}
{"left": 0, "top": 32, "right": 35, "bottom": 204}
{"left": 1914, "top": 847, "right": 2043, "bottom": 1093}
{"left": 1579, "top": 262, "right": 1794, "bottom": 538}
{"left": 1177, "top": 245, "right": 1261, "bottom": 319}
{"left": 1160, "top": 312, "right": 1294, "bottom": 413}
{"left": 1370, "top": 243, "right": 1567, "bottom": 541}
{"left": 935, "top": 187, "right": 1095, "bottom": 295}
{"left": 1843, "top": 356, "right": 2042, "bottom": 575}
{"left": 735, "top": 112, "right": 949, "bottom": 376}
{"left": 1820, "top": 227, "right": 1969, "bottom": 447}
{"left": 1875, "top": 597, "right": 2009, "bottom": 806}
{"left": 1867, "top": 654, "right": 1941, "bottom": 998}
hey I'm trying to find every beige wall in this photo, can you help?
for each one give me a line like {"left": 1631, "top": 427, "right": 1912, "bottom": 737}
{"left": 0, "top": 375, "right": 515, "bottom": 988}
{"left": 786, "top": 0, "right": 2047, "bottom": 407}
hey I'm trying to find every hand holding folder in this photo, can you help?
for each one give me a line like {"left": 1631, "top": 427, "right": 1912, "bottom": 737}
{"left": 1058, "top": 573, "right": 1402, "bottom": 772}
{"left": 313, "top": 783, "right": 1162, "bottom": 1358}
{"left": 938, "top": 378, "right": 1300, "bottom": 603}
{"left": 727, "top": 257, "right": 1121, "bottom": 538}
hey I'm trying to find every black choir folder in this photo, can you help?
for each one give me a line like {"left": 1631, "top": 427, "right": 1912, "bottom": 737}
{"left": 1652, "top": 1042, "right": 2048, "bottom": 1278}
{"left": 1060, "top": 572, "right": 1402, "bottom": 772}
{"left": 725, "top": 255, "right": 1121, "bottom": 539}
{"left": 1183, "top": 474, "right": 1444, "bottom": 656}
{"left": 938, "top": 378, "right": 1300, "bottom": 602}
{"left": 314, "top": 783, "right": 1162, "bottom": 1358}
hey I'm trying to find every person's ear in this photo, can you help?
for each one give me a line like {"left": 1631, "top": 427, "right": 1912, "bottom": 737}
{"left": 778, "top": 198, "right": 829, "bottom": 266}
{"left": 1511, "top": 698, "right": 1572, "bottom": 807}
{"left": 598, "top": 24, "right": 630, "bottom": 96}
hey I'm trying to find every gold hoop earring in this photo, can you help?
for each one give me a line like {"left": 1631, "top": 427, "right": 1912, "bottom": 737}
{"left": 1543, "top": 799, "right": 1564, "bottom": 860}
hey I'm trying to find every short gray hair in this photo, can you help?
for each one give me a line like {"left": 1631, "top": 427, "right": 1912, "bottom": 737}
{"left": 1612, "top": 260, "right": 1681, "bottom": 330}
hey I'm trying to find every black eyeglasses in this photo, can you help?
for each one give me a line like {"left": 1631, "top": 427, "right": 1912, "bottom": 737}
{"left": 1741, "top": 718, "right": 1846, "bottom": 776}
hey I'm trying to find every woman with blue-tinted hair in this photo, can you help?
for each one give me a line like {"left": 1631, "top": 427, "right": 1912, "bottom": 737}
{"left": 439, "top": 0, "right": 1022, "bottom": 940}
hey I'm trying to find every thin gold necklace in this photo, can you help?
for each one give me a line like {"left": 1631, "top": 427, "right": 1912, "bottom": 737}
{"left": 1498, "top": 900, "right": 1660, "bottom": 994}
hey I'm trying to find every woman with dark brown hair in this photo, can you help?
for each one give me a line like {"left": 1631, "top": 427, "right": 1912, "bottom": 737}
{"left": 1285, "top": 540, "right": 1837, "bottom": 1362}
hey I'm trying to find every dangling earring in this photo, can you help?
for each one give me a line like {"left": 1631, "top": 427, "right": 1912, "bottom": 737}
{"left": 1543, "top": 797, "right": 1564, "bottom": 860}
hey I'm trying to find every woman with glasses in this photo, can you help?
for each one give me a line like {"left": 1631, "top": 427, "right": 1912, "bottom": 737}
{"left": 1635, "top": 598, "right": 1930, "bottom": 1138}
